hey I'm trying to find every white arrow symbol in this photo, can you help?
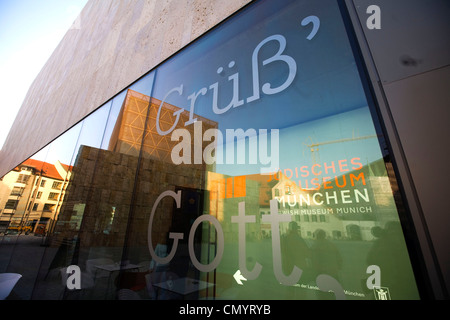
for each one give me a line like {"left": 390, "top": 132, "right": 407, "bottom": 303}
{"left": 233, "top": 270, "right": 247, "bottom": 285}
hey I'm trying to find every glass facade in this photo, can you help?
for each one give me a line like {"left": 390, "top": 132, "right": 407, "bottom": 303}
{"left": 0, "top": 0, "right": 421, "bottom": 300}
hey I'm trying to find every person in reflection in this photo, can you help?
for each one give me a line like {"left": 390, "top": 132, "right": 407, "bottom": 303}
{"left": 281, "top": 221, "right": 311, "bottom": 299}
{"left": 366, "top": 221, "right": 418, "bottom": 298}
{"left": 311, "top": 229, "right": 342, "bottom": 280}
{"left": 282, "top": 221, "right": 311, "bottom": 271}
{"left": 311, "top": 229, "right": 343, "bottom": 300}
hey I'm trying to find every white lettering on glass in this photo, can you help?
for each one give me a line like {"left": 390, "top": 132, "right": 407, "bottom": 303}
{"left": 147, "top": 190, "right": 184, "bottom": 264}
{"left": 261, "top": 199, "right": 302, "bottom": 286}
{"left": 247, "top": 34, "right": 297, "bottom": 103}
{"left": 188, "top": 214, "right": 224, "bottom": 272}
{"left": 148, "top": 190, "right": 346, "bottom": 293}
{"left": 156, "top": 33, "right": 298, "bottom": 136}
{"left": 156, "top": 85, "right": 184, "bottom": 136}
{"left": 301, "top": 15, "right": 320, "bottom": 40}
{"left": 231, "top": 202, "right": 263, "bottom": 280}
{"left": 148, "top": 190, "right": 224, "bottom": 272}
{"left": 210, "top": 60, "right": 244, "bottom": 114}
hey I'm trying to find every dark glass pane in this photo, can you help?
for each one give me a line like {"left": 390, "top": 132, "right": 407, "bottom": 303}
{"left": 0, "top": 122, "right": 82, "bottom": 299}
{"left": 34, "top": 105, "right": 113, "bottom": 299}
{"left": 39, "top": 72, "right": 155, "bottom": 299}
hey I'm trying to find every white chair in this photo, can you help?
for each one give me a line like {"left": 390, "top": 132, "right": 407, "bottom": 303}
{"left": 0, "top": 273, "right": 22, "bottom": 300}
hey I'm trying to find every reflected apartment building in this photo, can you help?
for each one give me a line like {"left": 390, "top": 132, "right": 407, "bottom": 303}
{"left": 0, "top": 159, "right": 70, "bottom": 235}
{"left": 272, "top": 158, "right": 400, "bottom": 241}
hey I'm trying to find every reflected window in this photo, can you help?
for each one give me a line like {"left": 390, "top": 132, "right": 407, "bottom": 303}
{"left": 10, "top": 187, "right": 25, "bottom": 196}
{"left": 52, "top": 182, "right": 62, "bottom": 189}
{"left": 5, "top": 200, "right": 19, "bottom": 210}
{"left": 16, "top": 174, "right": 30, "bottom": 184}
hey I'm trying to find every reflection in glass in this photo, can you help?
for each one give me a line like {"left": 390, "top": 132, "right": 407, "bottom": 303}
{"left": 125, "top": 0, "right": 420, "bottom": 301}
{"left": 40, "top": 72, "right": 155, "bottom": 299}
{"left": 0, "top": 120, "right": 83, "bottom": 299}
{"left": 0, "top": 0, "right": 421, "bottom": 300}
{"left": 0, "top": 146, "right": 50, "bottom": 241}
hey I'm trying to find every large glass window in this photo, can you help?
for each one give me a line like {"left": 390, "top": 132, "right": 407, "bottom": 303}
{"left": 34, "top": 72, "right": 155, "bottom": 300}
{"left": 0, "top": 0, "right": 421, "bottom": 300}
{"left": 126, "top": 0, "right": 419, "bottom": 300}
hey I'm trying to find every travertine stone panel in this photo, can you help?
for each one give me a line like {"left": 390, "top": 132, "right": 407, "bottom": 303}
{"left": 0, "top": 0, "right": 251, "bottom": 178}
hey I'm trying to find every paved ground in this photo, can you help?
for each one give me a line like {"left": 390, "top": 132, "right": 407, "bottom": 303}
{"left": 0, "top": 234, "right": 149, "bottom": 300}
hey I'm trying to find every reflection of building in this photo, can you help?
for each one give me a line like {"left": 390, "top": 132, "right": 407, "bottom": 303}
{"left": 271, "top": 159, "right": 398, "bottom": 241}
{"left": 109, "top": 89, "right": 218, "bottom": 163}
{"left": 52, "top": 142, "right": 210, "bottom": 274}
{"left": 0, "top": 159, "right": 70, "bottom": 233}
{"left": 53, "top": 90, "right": 218, "bottom": 250}
{"left": 207, "top": 172, "right": 274, "bottom": 240}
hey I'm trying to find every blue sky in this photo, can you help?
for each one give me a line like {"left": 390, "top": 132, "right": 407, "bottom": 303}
{"left": 0, "top": 0, "right": 87, "bottom": 150}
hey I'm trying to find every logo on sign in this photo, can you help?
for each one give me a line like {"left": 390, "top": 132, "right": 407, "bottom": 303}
{"left": 373, "top": 286, "right": 391, "bottom": 300}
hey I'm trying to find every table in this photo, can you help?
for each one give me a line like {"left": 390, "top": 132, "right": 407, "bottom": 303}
{"left": 153, "top": 277, "right": 214, "bottom": 299}
{"left": 94, "top": 263, "right": 140, "bottom": 298}
{"left": 94, "top": 263, "right": 139, "bottom": 273}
